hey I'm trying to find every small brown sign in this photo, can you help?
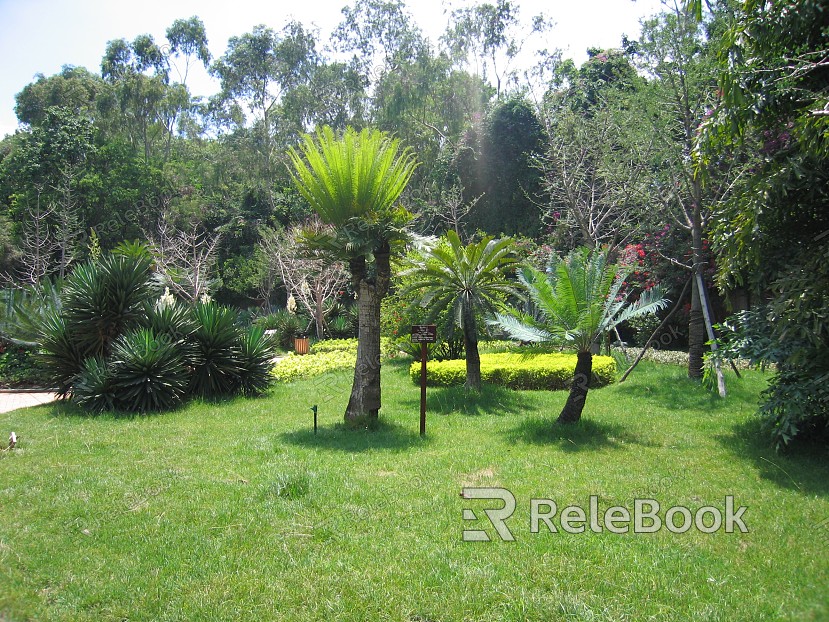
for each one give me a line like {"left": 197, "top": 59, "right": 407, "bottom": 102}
{"left": 411, "top": 324, "right": 437, "bottom": 343}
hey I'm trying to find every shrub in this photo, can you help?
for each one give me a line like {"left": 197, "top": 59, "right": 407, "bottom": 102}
{"left": 109, "top": 329, "right": 190, "bottom": 412}
{"left": 409, "top": 352, "right": 616, "bottom": 390}
{"left": 190, "top": 303, "right": 243, "bottom": 398}
{"left": 0, "top": 341, "right": 51, "bottom": 388}
{"left": 33, "top": 247, "right": 277, "bottom": 413}
{"left": 74, "top": 356, "right": 118, "bottom": 413}
{"left": 272, "top": 349, "right": 356, "bottom": 382}
{"left": 310, "top": 337, "right": 396, "bottom": 358}
{"left": 238, "top": 326, "right": 276, "bottom": 396}
{"left": 255, "top": 310, "right": 307, "bottom": 349}
{"left": 272, "top": 337, "right": 396, "bottom": 383}
{"left": 310, "top": 338, "right": 358, "bottom": 354}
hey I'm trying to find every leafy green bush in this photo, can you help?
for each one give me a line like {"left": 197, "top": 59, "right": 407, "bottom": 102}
{"left": 310, "top": 338, "right": 358, "bottom": 354}
{"left": 409, "top": 352, "right": 616, "bottom": 390}
{"left": 0, "top": 341, "right": 52, "bottom": 388}
{"left": 32, "top": 247, "right": 276, "bottom": 413}
{"left": 272, "top": 337, "right": 396, "bottom": 382}
{"left": 74, "top": 356, "right": 118, "bottom": 413}
{"left": 310, "top": 337, "right": 396, "bottom": 358}
{"left": 272, "top": 349, "right": 356, "bottom": 382}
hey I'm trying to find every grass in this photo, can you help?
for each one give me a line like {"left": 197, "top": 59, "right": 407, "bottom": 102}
{"left": 0, "top": 360, "right": 827, "bottom": 621}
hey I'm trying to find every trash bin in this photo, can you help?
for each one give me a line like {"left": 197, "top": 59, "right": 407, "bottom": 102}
{"left": 294, "top": 334, "right": 310, "bottom": 355}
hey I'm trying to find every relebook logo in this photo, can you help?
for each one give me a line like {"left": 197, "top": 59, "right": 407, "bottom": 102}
{"left": 462, "top": 487, "right": 749, "bottom": 542}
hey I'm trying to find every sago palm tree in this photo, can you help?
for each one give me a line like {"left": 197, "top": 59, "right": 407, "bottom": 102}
{"left": 493, "top": 247, "right": 669, "bottom": 424}
{"left": 288, "top": 126, "right": 418, "bottom": 421}
{"left": 403, "top": 230, "right": 519, "bottom": 390}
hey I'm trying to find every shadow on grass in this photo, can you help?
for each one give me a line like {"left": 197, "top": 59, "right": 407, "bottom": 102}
{"left": 611, "top": 362, "right": 765, "bottom": 413}
{"left": 400, "top": 382, "right": 538, "bottom": 416}
{"left": 715, "top": 417, "right": 829, "bottom": 497}
{"left": 281, "top": 417, "right": 426, "bottom": 453}
{"left": 508, "top": 416, "right": 653, "bottom": 453}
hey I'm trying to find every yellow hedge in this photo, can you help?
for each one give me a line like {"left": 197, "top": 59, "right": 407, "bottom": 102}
{"left": 409, "top": 352, "right": 616, "bottom": 390}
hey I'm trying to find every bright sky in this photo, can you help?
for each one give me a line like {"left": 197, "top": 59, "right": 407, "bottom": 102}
{"left": 0, "top": 0, "right": 665, "bottom": 138}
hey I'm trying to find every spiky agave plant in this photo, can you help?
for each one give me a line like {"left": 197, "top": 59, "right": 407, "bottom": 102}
{"left": 237, "top": 326, "right": 276, "bottom": 397}
{"left": 109, "top": 328, "right": 189, "bottom": 412}
{"left": 189, "top": 302, "right": 243, "bottom": 399}
{"left": 140, "top": 300, "right": 200, "bottom": 368}
{"left": 73, "top": 356, "right": 118, "bottom": 413}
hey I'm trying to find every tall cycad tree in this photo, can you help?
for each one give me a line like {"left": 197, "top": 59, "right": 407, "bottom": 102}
{"left": 288, "top": 126, "right": 417, "bottom": 421}
{"left": 403, "top": 230, "right": 519, "bottom": 390}
{"left": 494, "top": 247, "right": 669, "bottom": 424}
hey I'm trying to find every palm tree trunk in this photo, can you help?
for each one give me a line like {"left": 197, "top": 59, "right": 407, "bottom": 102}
{"left": 346, "top": 278, "right": 382, "bottom": 420}
{"left": 344, "top": 244, "right": 391, "bottom": 421}
{"left": 557, "top": 351, "right": 592, "bottom": 424}
{"left": 462, "top": 302, "right": 481, "bottom": 390}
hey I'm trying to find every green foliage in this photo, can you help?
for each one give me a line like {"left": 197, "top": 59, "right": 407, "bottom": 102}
{"left": 402, "top": 230, "right": 519, "bottom": 340}
{"left": 140, "top": 300, "right": 199, "bottom": 365}
{"left": 409, "top": 352, "right": 616, "bottom": 390}
{"left": 272, "top": 337, "right": 395, "bottom": 382}
{"left": 61, "top": 253, "right": 154, "bottom": 357}
{"left": 254, "top": 310, "right": 307, "bottom": 349}
{"left": 109, "top": 328, "right": 190, "bottom": 412}
{"left": 28, "top": 248, "right": 275, "bottom": 411}
{"left": 0, "top": 279, "right": 63, "bottom": 347}
{"left": 713, "top": 295, "right": 829, "bottom": 450}
{"left": 189, "top": 303, "right": 243, "bottom": 398}
{"left": 309, "top": 338, "right": 359, "bottom": 354}
{"left": 272, "top": 349, "right": 356, "bottom": 383}
{"left": 494, "top": 248, "right": 670, "bottom": 352}
{"left": 288, "top": 126, "right": 417, "bottom": 231}
{"left": 38, "top": 311, "right": 87, "bottom": 396}
{"left": 237, "top": 326, "right": 276, "bottom": 397}
{"left": 0, "top": 342, "right": 51, "bottom": 388}
{"left": 73, "top": 356, "right": 118, "bottom": 413}
{"left": 694, "top": 0, "right": 829, "bottom": 449}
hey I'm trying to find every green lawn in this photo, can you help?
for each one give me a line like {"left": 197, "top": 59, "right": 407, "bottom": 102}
{"left": 1, "top": 361, "right": 827, "bottom": 621}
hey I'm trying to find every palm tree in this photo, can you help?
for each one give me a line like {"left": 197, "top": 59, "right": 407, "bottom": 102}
{"left": 493, "top": 247, "right": 669, "bottom": 423}
{"left": 288, "top": 126, "right": 417, "bottom": 421}
{"left": 403, "top": 230, "right": 520, "bottom": 390}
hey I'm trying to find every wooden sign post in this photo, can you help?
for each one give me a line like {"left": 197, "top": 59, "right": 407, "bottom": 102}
{"left": 411, "top": 325, "right": 437, "bottom": 436}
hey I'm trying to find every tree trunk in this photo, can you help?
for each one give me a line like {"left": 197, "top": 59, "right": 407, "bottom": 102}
{"left": 557, "top": 350, "right": 592, "bottom": 424}
{"left": 462, "top": 302, "right": 481, "bottom": 391}
{"left": 345, "top": 278, "right": 382, "bottom": 421}
{"left": 344, "top": 244, "right": 391, "bottom": 422}
{"left": 688, "top": 196, "right": 705, "bottom": 379}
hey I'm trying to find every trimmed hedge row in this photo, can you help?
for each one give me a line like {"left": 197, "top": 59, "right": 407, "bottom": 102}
{"left": 272, "top": 349, "right": 355, "bottom": 382}
{"left": 272, "top": 337, "right": 396, "bottom": 382}
{"left": 409, "top": 352, "right": 616, "bottom": 390}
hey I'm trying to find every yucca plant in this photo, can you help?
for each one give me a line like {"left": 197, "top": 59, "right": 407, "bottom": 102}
{"left": 74, "top": 356, "right": 118, "bottom": 413}
{"left": 37, "top": 310, "right": 86, "bottom": 397}
{"left": 61, "top": 252, "right": 153, "bottom": 357}
{"left": 237, "top": 326, "right": 276, "bottom": 397}
{"left": 493, "top": 247, "right": 669, "bottom": 424}
{"left": 0, "top": 279, "right": 63, "bottom": 347}
{"left": 140, "top": 300, "right": 199, "bottom": 367}
{"left": 109, "top": 328, "right": 189, "bottom": 412}
{"left": 190, "top": 302, "right": 243, "bottom": 398}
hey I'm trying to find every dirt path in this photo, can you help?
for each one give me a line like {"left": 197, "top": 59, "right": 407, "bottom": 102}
{"left": 0, "top": 392, "right": 58, "bottom": 414}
